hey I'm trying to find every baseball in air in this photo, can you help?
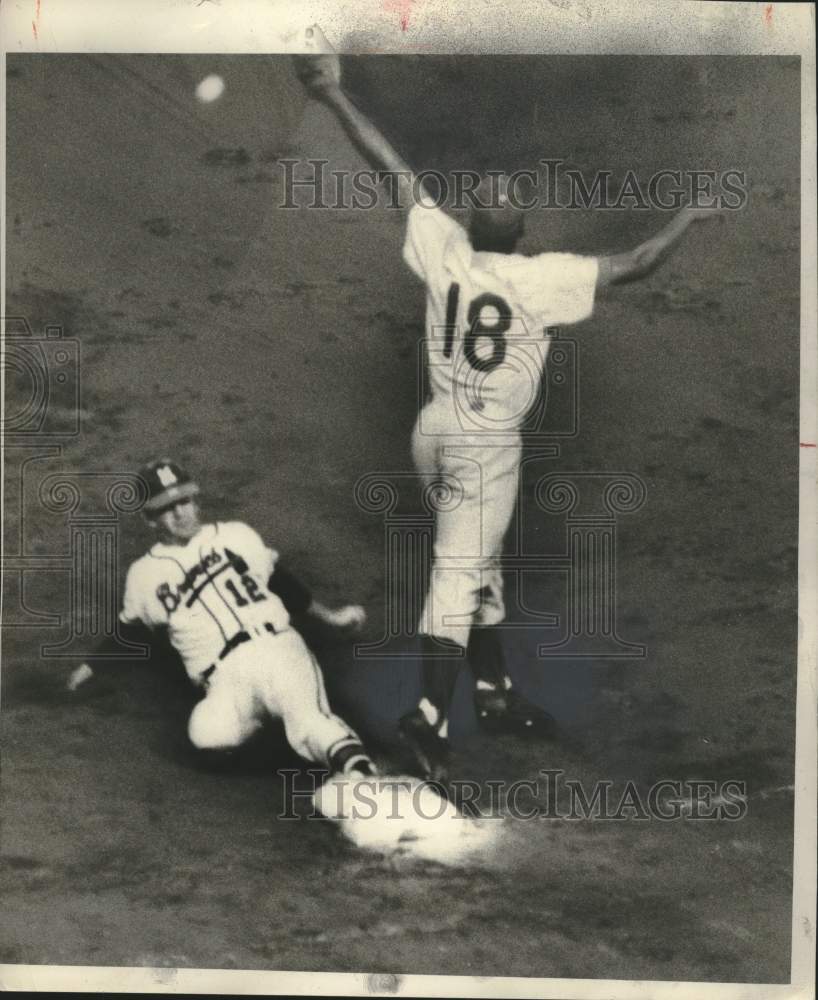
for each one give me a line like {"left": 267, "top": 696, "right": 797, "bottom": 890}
{"left": 195, "top": 74, "right": 225, "bottom": 103}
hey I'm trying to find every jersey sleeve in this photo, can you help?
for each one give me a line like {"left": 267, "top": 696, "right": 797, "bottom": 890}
{"left": 524, "top": 253, "right": 600, "bottom": 328}
{"left": 119, "top": 559, "right": 166, "bottom": 629}
{"left": 402, "top": 197, "right": 468, "bottom": 285}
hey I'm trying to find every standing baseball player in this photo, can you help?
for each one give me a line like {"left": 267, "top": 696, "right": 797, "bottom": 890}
{"left": 68, "top": 459, "right": 377, "bottom": 780}
{"left": 296, "top": 48, "right": 721, "bottom": 781}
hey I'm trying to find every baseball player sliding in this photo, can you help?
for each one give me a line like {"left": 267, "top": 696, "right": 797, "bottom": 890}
{"left": 68, "top": 459, "right": 377, "bottom": 780}
{"left": 296, "top": 42, "right": 722, "bottom": 782}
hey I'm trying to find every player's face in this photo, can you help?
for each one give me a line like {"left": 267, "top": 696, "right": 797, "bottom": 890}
{"left": 152, "top": 497, "right": 202, "bottom": 542}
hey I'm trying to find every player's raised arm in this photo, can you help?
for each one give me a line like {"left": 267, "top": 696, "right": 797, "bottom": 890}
{"left": 596, "top": 206, "right": 722, "bottom": 288}
{"left": 293, "top": 47, "right": 421, "bottom": 207}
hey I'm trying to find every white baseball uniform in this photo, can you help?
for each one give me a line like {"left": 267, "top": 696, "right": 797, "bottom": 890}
{"left": 120, "top": 520, "right": 364, "bottom": 767}
{"left": 403, "top": 200, "right": 599, "bottom": 647}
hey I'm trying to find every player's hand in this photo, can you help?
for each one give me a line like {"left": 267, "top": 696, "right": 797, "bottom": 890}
{"left": 67, "top": 663, "right": 94, "bottom": 691}
{"left": 325, "top": 604, "right": 367, "bottom": 631}
{"left": 293, "top": 52, "right": 341, "bottom": 98}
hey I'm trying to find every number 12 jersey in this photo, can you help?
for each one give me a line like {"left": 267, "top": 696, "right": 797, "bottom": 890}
{"left": 120, "top": 521, "right": 289, "bottom": 679}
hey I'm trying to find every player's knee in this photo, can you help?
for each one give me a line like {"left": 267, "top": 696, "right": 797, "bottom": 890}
{"left": 475, "top": 579, "right": 505, "bottom": 626}
{"left": 187, "top": 703, "right": 246, "bottom": 751}
{"left": 427, "top": 568, "right": 483, "bottom": 614}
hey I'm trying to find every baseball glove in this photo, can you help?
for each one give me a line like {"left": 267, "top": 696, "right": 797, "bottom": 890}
{"left": 293, "top": 54, "right": 341, "bottom": 94}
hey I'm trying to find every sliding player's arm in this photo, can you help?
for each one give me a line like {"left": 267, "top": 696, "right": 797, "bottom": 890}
{"left": 267, "top": 563, "right": 366, "bottom": 630}
{"left": 65, "top": 624, "right": 157, "bottom": 691}
{"left": 66, "top": 560, "right": 165, "bottom": 691}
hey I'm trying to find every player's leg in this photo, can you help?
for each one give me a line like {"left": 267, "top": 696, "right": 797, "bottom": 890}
{"left": 468, "top": 564, "right": 510, "bottom": 689}
{"left": 400, "top": 441, "right": 487, "bottom": 780}
{"left": 470, "top": 622, "right": 556, "bottom": 736}
{"left": 467, "top": 444, "right": 556, "bottom": 735}
{"left": 396, "top": 409, "right": 459, "bottom": 780}
{"left": 255, "top": 629, "right": 376, "bottom": 777}
{"left": 187, "top": 657, "right": 262, "bottom": 752}
{"left": 410, "top": 405, "right": 441, "bottom": 489}
{"left": 397, "top": 633, "right": 462, "bottom": 783}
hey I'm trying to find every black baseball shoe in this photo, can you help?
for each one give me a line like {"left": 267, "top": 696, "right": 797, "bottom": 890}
{"left": 474, "top": 686, "right": 557, "bottom": 738}
{"left": 398, "top": 708, "right": 451, "bottom": 784}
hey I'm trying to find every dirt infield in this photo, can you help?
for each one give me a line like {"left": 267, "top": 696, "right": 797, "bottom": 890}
{"left": 2, "top": 54, "right": 799, "bottom": 982}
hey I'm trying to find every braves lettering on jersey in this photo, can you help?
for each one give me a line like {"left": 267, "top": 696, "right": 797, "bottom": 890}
{"left": 403, "top": 199, "right": 598, "bottom": 426}
{"left": 120, "top": 521, "right": 288, "bottom": 680}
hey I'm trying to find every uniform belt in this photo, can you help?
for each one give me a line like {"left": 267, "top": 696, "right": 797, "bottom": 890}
{"left": 200, "top": 622, "right": 279, "bottom": 685}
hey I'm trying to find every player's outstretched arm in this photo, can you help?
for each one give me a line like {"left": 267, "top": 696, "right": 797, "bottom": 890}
{"left": 309, "top": 600, "right": 367, "bottom": 631}
{"left": 597, "top": 206, "right": 722, "bottom": 287}
{"left": 293, "top": 50, "right": 419, "bottom": 207}
{"left": 65, "top": 624, "right": 154, "bottom": 692}
{"left": 268, "top": 564, "right": 366, "bottom": 631}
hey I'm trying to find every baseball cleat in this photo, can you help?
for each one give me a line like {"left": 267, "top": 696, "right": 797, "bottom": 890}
{"left": 398, "top": 708, "right": 451, "bottom": 784}
{"left": 474, "top": 686, "right": 557, "bottom": 738}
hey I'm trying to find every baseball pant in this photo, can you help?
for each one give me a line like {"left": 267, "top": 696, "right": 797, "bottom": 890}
{"left": 187, "top": 627, "right": 363, "bottom": 767}
{"left": 412, "top": 401, "right": 523, "bottom": 648}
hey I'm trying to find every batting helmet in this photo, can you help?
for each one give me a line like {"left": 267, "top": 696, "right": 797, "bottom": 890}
{"left": 138, "top": 458, "right": 200, "bottom": 514}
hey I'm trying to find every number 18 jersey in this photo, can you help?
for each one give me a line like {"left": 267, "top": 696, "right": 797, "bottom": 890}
{"left": 403, "top": 202, "right": 599, "bottom": 427}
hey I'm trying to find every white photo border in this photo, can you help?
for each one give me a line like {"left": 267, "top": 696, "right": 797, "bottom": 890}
{"left": 1, "top": 1, "right": 815, "bottom": 997}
